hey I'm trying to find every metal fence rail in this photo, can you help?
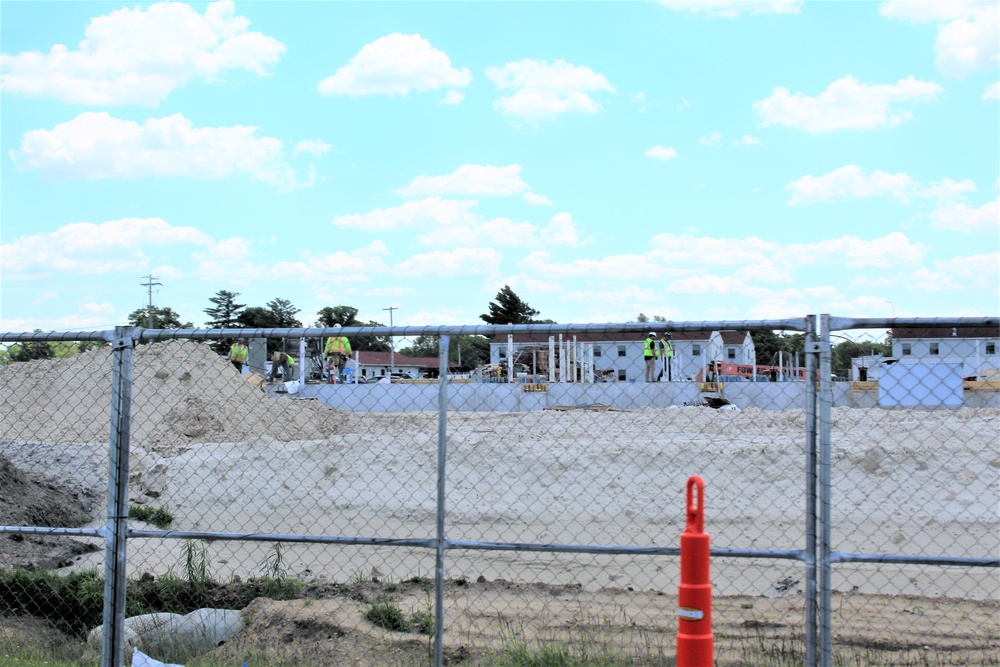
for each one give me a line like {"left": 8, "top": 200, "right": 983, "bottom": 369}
{"left": 0, "top": 316, "right": 996, "bottom": 667}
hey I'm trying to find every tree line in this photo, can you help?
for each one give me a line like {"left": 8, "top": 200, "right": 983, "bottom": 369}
{"left": 1, "top": 284, "right": 889, "bottom": 375}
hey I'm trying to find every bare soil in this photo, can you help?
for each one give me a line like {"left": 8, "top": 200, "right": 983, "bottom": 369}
{"left": 0, "top": 342, "right": 997, "bottom": 664}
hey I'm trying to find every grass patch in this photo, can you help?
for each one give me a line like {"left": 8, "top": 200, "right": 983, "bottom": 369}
{"left": 127, "top": 503, "right": 174, "bottom": 529}
{"left": 363, "top": 596, "right": 435, "bottom": 636}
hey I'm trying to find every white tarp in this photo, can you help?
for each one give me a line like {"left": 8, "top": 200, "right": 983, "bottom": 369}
{"left": 879, "top": 362, "right": 963, "bottom": 407}
{"left": 131, "top": 649, "right": 183, "bottom": 667}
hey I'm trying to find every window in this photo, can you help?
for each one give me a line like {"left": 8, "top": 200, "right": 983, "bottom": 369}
{"left": 499, "top": 347, "right": 506, "bottom": 358}
{"left": 727, "top": 348, "right": 736, "bottom": 360}
{"left": 594, "top": 345, "right": 602, "bottom": 357}
{"left": 987, "top": 343, "right": 996, "bottom": 355}
{"left": 618, "top": 369, "right": 627, "bottom": 381}
{"left": 617, "top": 345, "right": 626, "bottom": 357}
{"left": 692, "top": 344, "right": 702, "bottom": 356}
{"left": 901, "top": 343, "right": 911, "bottom": 355}
{"left": 929, "top": 343, "right": 939, "bottom": 355}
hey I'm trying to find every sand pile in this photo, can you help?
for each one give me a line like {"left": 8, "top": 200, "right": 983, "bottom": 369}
{"left": 0, "top": 340, "right": 357, "bottom": 455}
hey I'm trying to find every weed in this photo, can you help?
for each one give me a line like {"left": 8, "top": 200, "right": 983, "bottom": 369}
{"left": 259, "top": 542, "right": 287, "bottom": 580}
{"left": 127, "top": 503, "right": 174, "bottom": 529}
{"left": 365, "top": 598, "right": 409, "bottom": 632}
{"left": 181, "top": 540, "right": 212, "bottom": 586}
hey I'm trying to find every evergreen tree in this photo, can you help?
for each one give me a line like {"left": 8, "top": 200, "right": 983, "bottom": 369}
{"left": 480, "top": 285, "right": 541, "bottom": 325}
{"left": 266, "top": 298, "right": 302, "bottom": 328}
{"left": 204, "top": 290, "right": 246, "bottom": 328}
{"left": 204, "top": 290, "right": 246, "bottom": 353}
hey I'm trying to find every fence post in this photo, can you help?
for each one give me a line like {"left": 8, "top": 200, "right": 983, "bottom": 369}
{"left": 818, "top": 315, "right": 834, "bottom": 667}
{"left": 433, "top": 334, "right": 451, "bottom": 667}
{"left": 101, "top": 326, "right": 136, "bottom": 667}
{"left": 804, "top": 315, "right": 819, "bottom": 665}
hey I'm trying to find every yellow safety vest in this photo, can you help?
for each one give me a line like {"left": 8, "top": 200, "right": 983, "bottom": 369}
{"left": 644, "top": 337, "right": 656, "bottom": 358}
{"left": 325, "top": 337, "right": 352, "bottom": 355}
{"left": 229, "top": 344, "right": 248, "bottom": 362}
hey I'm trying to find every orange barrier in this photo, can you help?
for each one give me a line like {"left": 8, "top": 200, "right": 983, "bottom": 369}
{"left": 677, "top": 476, "right": 713, "bottom": 666}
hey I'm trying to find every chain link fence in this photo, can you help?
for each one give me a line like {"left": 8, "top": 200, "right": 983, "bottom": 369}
{"left": 0, "top": 316, "right": 997, "bottom": 666}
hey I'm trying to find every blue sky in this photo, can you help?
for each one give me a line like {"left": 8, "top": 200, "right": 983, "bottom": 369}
{"left": 1, "top": 0, "right": 997, "bottom": 332}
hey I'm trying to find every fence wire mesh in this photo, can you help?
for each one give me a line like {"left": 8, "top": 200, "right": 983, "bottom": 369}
{"left": 0, "top": 317, "right": 997, "bottom": 666}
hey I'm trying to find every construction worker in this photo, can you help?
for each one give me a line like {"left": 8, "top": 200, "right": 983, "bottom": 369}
{"left": 644, "top": 332, "right": 658, "bottom": 382}
{"left": 658, "top": 333, "right": 674, "bottom": 381}
{"left": 324, "top": 335, "right": 352, "bottom": 382}
{"left": 228, "top": 338, "right": 248, "bottom": 373}
{"left": 268, "top": 351, "right": 296, "bottom": 383}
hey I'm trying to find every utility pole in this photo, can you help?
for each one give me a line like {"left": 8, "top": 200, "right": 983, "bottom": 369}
{"left": 383, "top": 306, "right": 398, "bottom": 376}
{"left": 140, "top": 275, "right": 161, "bottom": 328}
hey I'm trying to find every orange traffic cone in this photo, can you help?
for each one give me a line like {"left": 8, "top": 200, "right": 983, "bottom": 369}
{"left": 677, "top": 476, "right": 713, "bottom": 666}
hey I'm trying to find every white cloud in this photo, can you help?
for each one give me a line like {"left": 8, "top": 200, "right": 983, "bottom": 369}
{"left": 294, "top": 139, "right": 331, "bottom": 157}
{"left": 333, "top": 197, "right": 479, "bottom": 232}
{"left": 417, "top": 211, "right": 582, "bottom": 249}
{"left": 645, "top": 145, "right": 679, "bottom": 160}
{"left": 668, "top": 274, "right": 771, "bottom": 298}
{"left": 394, "top": 247, "right": 503, "bottom": 278}
{"left": 787, "top": 232, "right": 926, "bottom": 269}
{"left": 523, "top": 192, "right": 554, "bottom": 207}
{"left": 910, "top": 252, "right": 1000, "bottom": 291}
{"left": 397, "top": 164, "right": 529, "bottom": 198}
{"left": 930, "top": 197, "right": 999, "bottom": 233}
{"left": 442, "top": 90, "right": 465, "bottom": 105}
{"left": 631, "top": 91, "right": 648, "bottom": 112}
{"left": 734, "top": 134, "right": 762, "bottom": 146}
{"left": 317, "top": 33, "right": 471, "bottom": 96}
{"left": 880, "top": 1, "right": 999, "bottom": 78}
{"left": 699, "top": 131, "right": 723, "bottom": 146}
{"left": 486, "top": 59, "right": 615, "bottom": 122}
{"left": 657, "top": 0, "right": 802, "bottom": 17}
{"left": 0, "top": 0, "right": 285, "bottom": 106}
{"left": 1, "top": 218, "right": 212, "bottom": 276}
{"left": 13, "top": 112, "right": 309, "bottom": 189}
{"left": 754, "top": 75, "right": 942, "bottom": 132}
{"left": 540, "top": 213, "right": 582, "bottom": 246}
{"left": 786, "top": 165, "right": 976, "bottom": 206}
{"left": 984, "top": 81, "right": 1000, "bottom": 100}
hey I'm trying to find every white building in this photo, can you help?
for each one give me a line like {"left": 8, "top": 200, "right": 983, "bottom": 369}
{"left": 891, "top": 326, "right": 1000, "bottom": 379}
{"left": 490, "top": 329, "right": 756, "bottom": 382}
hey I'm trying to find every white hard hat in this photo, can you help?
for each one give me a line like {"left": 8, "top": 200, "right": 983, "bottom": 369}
{"left": 649, "top": 331, "right": 656, "bottom": 336}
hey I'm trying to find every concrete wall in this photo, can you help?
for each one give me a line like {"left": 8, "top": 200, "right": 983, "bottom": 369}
{"left": 287, "top": 380, "right": 1000, "bottom": 412}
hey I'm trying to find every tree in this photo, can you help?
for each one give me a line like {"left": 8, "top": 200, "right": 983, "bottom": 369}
{"left": 266, "top": 298, "right": 301, "bottom": 328}
{"left": 8, "top": 330, "right": 55, "bottom": 362}
{"left": 315, "top": 306, "right": 390, "bottom": 352}
{"left": 481, "top": 285, "right": 542, "bottom": 325}
{"left": 751, "top": 331, "right": 806, "bottom": 365}
{"left": 204, "top": 290, "right": 246, "bottom": 328}
{"left": 831, "top": 339, "right": 891, "bottom": 379}
{"left": 204, "top": 290, "right": 246, "bottom": 353}
{"left": 237, "top": 306, "right": 279, "bottom": 329}
{"left": 398, "top": 334, "right": 490, "bottom": 370}
{"left": 128, "top": 307, "right": 193, "bottom": 329}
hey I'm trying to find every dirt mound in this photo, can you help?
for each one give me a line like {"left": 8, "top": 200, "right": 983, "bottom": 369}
{"left": 0, "top": 453, "right": 99, "bottom": 569}
{"left": 0, "top": 340, "right": 359, "bottom": 455}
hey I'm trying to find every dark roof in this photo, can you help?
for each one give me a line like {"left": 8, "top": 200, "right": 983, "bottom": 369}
{"left": 720, "top": 331, "right": 749, "bottom": 344}
{"left": 892, "top": 326, "right": 1000, "bottom": 340}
